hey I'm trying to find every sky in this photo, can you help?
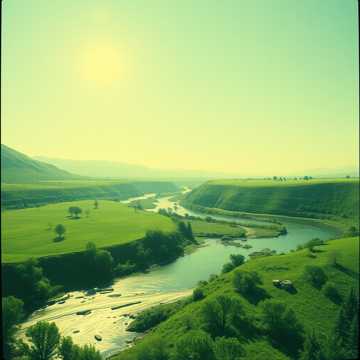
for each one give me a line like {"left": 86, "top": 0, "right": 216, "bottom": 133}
{"left": 1, "top": 0, "right": 359, "bottom": 175}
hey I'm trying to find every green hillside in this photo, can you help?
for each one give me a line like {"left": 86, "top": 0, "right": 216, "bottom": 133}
{"left": 1, "top": 180, "right": 178, "bottom": 209}
{"left": 183, "top": 178, "right": 359, "bottom": 223}
{"left": 1, "top": 144, "right": 81, "bottom": 183}
{"left": 2, "top": 200, "right": 176, "bottom": 263}
{"left": 113, "top": 236, "right": 359, "bottom": 360}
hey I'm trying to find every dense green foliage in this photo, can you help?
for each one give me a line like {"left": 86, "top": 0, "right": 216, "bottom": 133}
{"left": 183, "top": 178, "right": 359, "bottom": 223}
{"left": 2, "top": 296, "right": 24, "bottom": 359}
{"left": 113, "top": 236, "right": 358, "bottom": 360}
{"left": 2, "top": 200, "right": 176, "bottom": 262}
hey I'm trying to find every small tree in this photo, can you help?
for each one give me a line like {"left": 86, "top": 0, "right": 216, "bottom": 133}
{"left": 322, "top": 282, "right": 341, "bottom": 303}
{"left": 233, "top": 270, "right": 262, "bottom": 295}
{"left": 2, "top": 296, "right": 24, "bottom": 359}
{"left": 303, "top": 266, "right": 327, "bottom": 288}
{"left": 193, "top": 288, "right": 205, "bottom": 301}
{"left": 174, "top": 330, "right": 215, "bottom": 360}
{"left": 25, "top": 321, "right": 60, "bottom": 360}
{"left": 300, "top": 330, "right": 325, "bottom": 360}
{"left": 54, "top": 224, "right": 66, "bottom": 240}
{"left": 230, "top": 254, "right": 245, "bottom": 267}
{"left": 94, "top": 200, "right": 98, "bottom": 209}
{"left": 85, "top": 209, "right": 90, "bottom": 218}
{"left": 213, "top": 337, "right": 244, "bottom": 360}
{"left": 73, "top": 207, "right": 82, "bottom": 219}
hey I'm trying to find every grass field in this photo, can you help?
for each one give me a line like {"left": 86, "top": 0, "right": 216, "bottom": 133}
{"left": 190, "top": 219, "right": 246, "bottom": 237}
{"left": 183, "top": 178, "right": 359, "bottom": 226}
{"left": 2, "top": 200, "right": 176, "bottom": 263}
{"left": 113, "top": 235, "right": 359, "bottom": 360}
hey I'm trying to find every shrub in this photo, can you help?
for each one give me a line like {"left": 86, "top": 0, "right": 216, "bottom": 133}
{"left": 222, "top": 262, "right": 235, "bottom": 274}
{"left": 260, "top": 299, "right": 304, "bottom": 354}
{"left": 303, "top": 265, "right": 328, "bottom": 288}
{"left": 173, "top": 330, "right": 215, "bottom": 360}
{"left": 193, "top": 288, "right": 205, "bottom": 301}
{"left": 322, "top": 282, "right": 341, "bottom": 303}
{"left": 233, "top": 270, "right": 262, "bottom": 295}
{"left": 229, "top": 254, "right": 245, "bottom": 267}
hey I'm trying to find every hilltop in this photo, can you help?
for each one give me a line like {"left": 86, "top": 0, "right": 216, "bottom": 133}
{"left": 1, "top": 144, "right": 82, "bottom": 183}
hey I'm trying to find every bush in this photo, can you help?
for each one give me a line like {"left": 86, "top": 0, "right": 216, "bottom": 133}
{"left": 322, "top": 282, "right": 342, "bottom": 303}
{"left": 233, "top": 270, "right": 262, "bottom": 295}
{"left": 260, "top": 299, "right": 304, "bottom": 354}
{"left": 303, "top": 265, "right": 328, "bottom": 288}
{"left": 173, "top": 330, "right": 215, "bottom": 360}
{"left": 193, "top": 288, "right": 205, "bottom": 301}
{"left": 222, "top": 262, "right": 235, "bottom": 274}
{"left": 230, "top": 254, "right": 245, "bottom": 267}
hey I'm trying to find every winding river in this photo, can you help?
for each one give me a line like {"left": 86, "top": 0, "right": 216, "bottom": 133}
{"left": 18, "top": 189, "right": 339, "bottom": 358}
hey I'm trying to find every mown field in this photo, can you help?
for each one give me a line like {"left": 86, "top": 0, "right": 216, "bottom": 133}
{"left": 183, "top": 178, "right": 359, "bottom": 227}
{"left": 113, "top": 235, "right": 359, "bottom": 360}
{"left": 2, "top": 200, "right": 176, "bottom": 263}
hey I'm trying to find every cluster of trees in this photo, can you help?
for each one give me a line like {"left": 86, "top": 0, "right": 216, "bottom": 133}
{"left": 68, "top": 206, "right": 82, "bottom": 219}
{"left": 3, "top": 310, "right": 101, "bottom": 360}
{"left": 6, "top": 258, "right": 59, "bottom": 312}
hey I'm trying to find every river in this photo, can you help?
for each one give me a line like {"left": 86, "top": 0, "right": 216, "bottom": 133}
{"left": 18, "top": 189, "right": 338, "bottom": 358}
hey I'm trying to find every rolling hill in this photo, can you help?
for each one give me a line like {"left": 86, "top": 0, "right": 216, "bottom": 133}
{"left": 1, "top": 144, "right": 81, "bottom": 183}
{"left": 183, "top": 178, "right": 359, "bottom": 224}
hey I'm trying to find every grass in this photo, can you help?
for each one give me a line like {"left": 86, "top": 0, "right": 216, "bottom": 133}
{"left": 183, "top": 178, "right": 359, "bottom": 226}
{"left": 189, "top": 219, "right": 246, "bottom": 237}
{"left": 1, "top": 200, "right": 176, "bottom": 263}
{"left": 112, "top": 236, "right": 359, "bottom": 360}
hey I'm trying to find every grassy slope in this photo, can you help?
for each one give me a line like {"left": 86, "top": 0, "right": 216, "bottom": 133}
{"left": 1, "top": 144, "right": 81, "bottom": 183}
{"left": 1, "top": 180, "right": 178, "bottom": 209}
{"left": 114, "top": 236, "right": 359, "bottom": 360}
{"left": 190, "top": 219, "right": 246, "bottom": 237}
{"left": 2, "top": 200, "right": 176, "bottom": 263}
{"left": 183, "top": 178, "right": 359, "bottom": 229}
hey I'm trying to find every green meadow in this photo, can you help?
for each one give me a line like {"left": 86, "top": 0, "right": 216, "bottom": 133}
{"left": 2, "top": 200, "right": 176, "bottom": 263}
{"left": 113, "top": 235, "right": 359, "bottom": 360}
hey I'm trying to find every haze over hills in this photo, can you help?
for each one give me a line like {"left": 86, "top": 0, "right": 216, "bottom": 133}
{"left": 1, "top": 145, "right": 83, "bottom": 183}
{"left": 34, "top": 156, "right": 358, "bottom": 180}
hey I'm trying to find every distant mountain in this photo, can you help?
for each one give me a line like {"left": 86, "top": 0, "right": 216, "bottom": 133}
{"left": 1, "top": 144, "right": 82, "bottom": 183}
{"left": 34, "top": 156, "right": 240, "bottom": 180}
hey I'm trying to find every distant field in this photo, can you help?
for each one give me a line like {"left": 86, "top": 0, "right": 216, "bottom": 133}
{"left": 183, "top": 178, "right": 359, "bottom": 225}
{"left": 2, "top": 200, "right": 176, "bottom": 263}
{"left": 1, "top": 180, "right": 178, "bottom": 210}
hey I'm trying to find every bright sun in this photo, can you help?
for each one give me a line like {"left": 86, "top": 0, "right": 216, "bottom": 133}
{"left": 77, "top": 42, "right": 122, "bottom": 87}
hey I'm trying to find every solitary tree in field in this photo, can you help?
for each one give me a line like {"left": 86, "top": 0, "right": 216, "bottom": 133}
{"left": 85, "top": 209, "right": 90, "bottom": 218}
{"left": 54, "top": 224, "right": 66, "bottom": 240}
{"left": 73, "top": 207, "right": 82, "bottom": 219}
{"left": 94, "top": 200, "right": 99, "bottom": 209}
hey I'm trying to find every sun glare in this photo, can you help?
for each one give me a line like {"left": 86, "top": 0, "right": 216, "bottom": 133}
{"left": 77, "top": 42, "right": 122, "bottom": 87}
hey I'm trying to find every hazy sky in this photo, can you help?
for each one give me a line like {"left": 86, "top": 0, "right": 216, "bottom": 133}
{"left": 2, "top": 0, "right": 358, "bottom": 175}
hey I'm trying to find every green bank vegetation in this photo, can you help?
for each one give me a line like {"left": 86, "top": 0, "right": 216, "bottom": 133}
{"left": 111, "top": 235, "right": 358, "bottom": 360}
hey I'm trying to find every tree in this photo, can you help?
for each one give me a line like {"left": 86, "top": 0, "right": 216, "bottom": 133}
{"left": 85, "top": 209, "right": 90, "bottom": 218}
{"left": 193, "top": 288, "right": 205, "bottom": 301}
{"left": 186, "top": 222, "right": 195, "bottom": 241}
{"left": 73, "top": 207, "right": 82, "bottom": 218}
{"left": 260, "top": 299, "right": 304, "bottom": 354}
{"left": 222, "top": 262, "right": 235, "bottom": 274}
{"left": 94, "top": 249, "right": 114, "bottom": 282}
{"left": 230, "top": 254, "right": 245, "bottom": 267}
{"left": 94, "top": 200, "right": 98, "bottom": 209}
{"left": 14, "top": 258, "right": 52, "bottom": 311}
{"left": 213, "top": 337, "right": 244, "bottom": 360}
{"left": 201, "top": 295, "right": 245, "bottom": 337}
{"left": 78, "top": 344, "right": 101, "bottom": 360}
{"left": 233, "top": 270, "right": 262, "bottom": 295}
{"left": 25, "top": 321, "right": 60, "bottom": 360}
{"left": 322, "top": 282, "right": 341, "bottom": 303}
{"left": 58, "top": 336, "right": 80, "bottom": 360}
{"left": 54, "top": 224, "right": 66, "bottom": 240}
{"left": 137, "top": 337, "right": 168, "bottom": 360}
{"left": 303, "top": 265, "right": 327, "bottom": 288}
{"left": 2, "top": 296, "right": 24, "bottom": 359}
{"left": 300, "top": 330, "right": 325, "bottom": 360}
{"left": 174, "top": 330, "right": 215, "bottom": 360}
